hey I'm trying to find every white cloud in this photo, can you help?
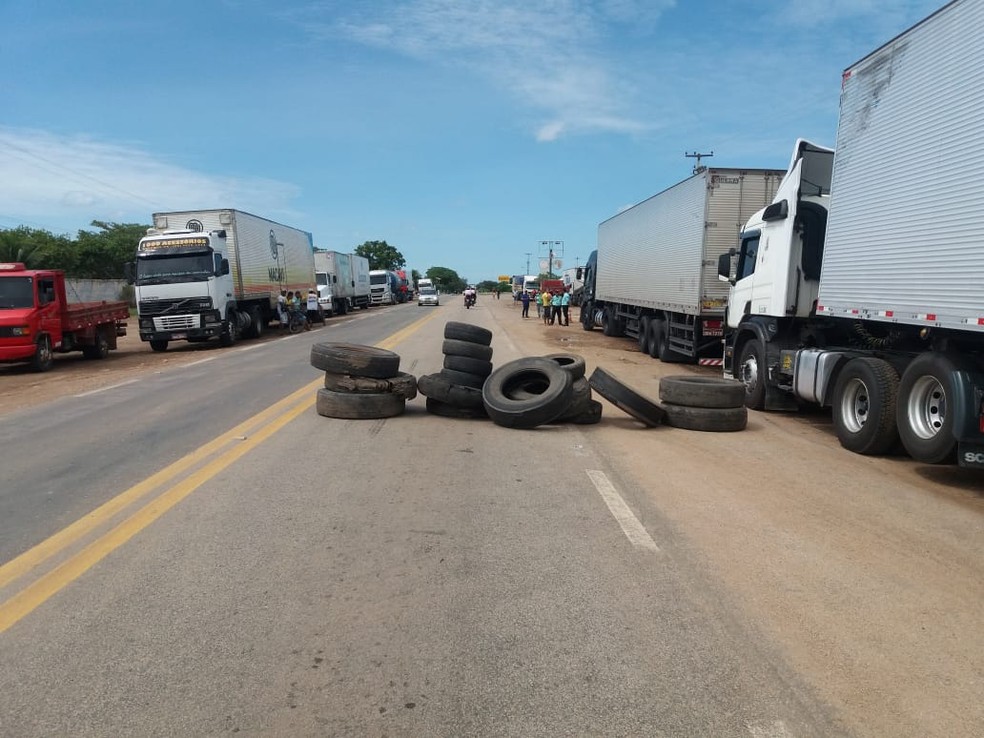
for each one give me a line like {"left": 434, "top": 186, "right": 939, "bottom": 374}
{"left": 0, "top": 127, "right": 300, "bottom": 233}
{"left": 288, "top": 0, "right": 675, "bottom": 141}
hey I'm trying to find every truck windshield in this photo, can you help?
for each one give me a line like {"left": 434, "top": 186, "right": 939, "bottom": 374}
{"left": 0, "top": 277, "right": 35, "bottom": 309}
{"left": 316, "top": 273, "right": 329, "bottom": 287}
{"left": 136, "top": 254, "right": 215, "bottom": 285}
{"left": 370, "top": 273, "right": 388, "bottom": 285}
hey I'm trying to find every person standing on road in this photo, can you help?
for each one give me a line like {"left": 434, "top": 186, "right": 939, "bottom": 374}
{"left": 550, "top": 290, "right": 562, "bottom": 326}
{"left": 541, "top": 290, "right": 552, "bottom": 325}
{"left": 520, "top": 289, "right": 530, "bottom": 318}
{"left": 306, "top": 288, "right": 320, "bottom": 327}
{"left": 560, "top": 288, "right": 571, "bottom": 326}
{"left": 277, "top": 289, "right": 288, "bottom": 328}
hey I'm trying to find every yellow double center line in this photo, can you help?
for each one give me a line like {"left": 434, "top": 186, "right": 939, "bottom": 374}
{"left": 0, "top": 313, "right": 439, "bottom": 633}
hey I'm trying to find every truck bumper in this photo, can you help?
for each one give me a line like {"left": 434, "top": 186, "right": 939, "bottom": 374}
{"left": 138, "top": 311, "right": 221, "bottom": 343}
{"left": 0, "top": 340, "right": 37, "bottom": 363}
{"left": 139, "top": 327, "right": 221, "bottom": 342}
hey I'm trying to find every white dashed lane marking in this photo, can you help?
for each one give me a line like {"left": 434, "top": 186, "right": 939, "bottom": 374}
{"left": 585, "top": 469, "right": 659, "bottom": 552}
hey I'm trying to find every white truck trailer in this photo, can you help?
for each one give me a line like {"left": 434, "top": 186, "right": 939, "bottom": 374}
{"left": 128, "top": 209, "right": 315, "bottom": 351}
{"left": 314, "top": 250, "right": 371, "bottom": 316}
{"left": 720, "top": 0, "right": 984, "bottom": 467}
{"left": 580, "top": 167, "right": 784, "bottom": 364}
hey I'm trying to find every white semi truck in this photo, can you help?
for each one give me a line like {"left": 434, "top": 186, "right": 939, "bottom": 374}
{"left": 128, "top": 209, "right": 315, "bottom": 351}
{"left": 719, "top": 0, "right": 984, "bottom": 467}
{"left": 314, "top": 250, "right": 371, "bottom": 317}
{"left": 580, "top": 167, "right": 784, "bottom": 364}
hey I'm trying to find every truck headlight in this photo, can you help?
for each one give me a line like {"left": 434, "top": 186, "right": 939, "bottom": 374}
{"left": 11, "top": 326, "right": 30, "bottom": 336}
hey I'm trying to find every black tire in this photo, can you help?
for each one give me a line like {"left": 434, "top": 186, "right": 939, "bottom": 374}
{"left": 440, "top": 367, "right": 486, "bottom": 389}
{"left": 310, "top": 343, "right": 401, "bottom": 378}
{"left": 581, "top": 301, "right": 595, "bottom": 331}
{"left": 246, "top": 307, "right": 264, "bottom": 339}
{"left": 568, "top": 398, "right": 603, "bottom": 425}
{"left": 659, "top": 376, "right": 746, "bottom": 409}
{"left": 555, "top": 378, "right": 593, "bottom": 420}
{"left": 417, "top": 372, "right": 485, "bottom": 408}
{"left": 654, "top": 318, "right": 687, "bottom": 362}
{"left": 324, "top": 371, "right": 418, "bottom": 400}
{"left": 442, "top": 339, "right": 493, "bottom": 361}
{"left": 149, "top": 340, "right": 168, "bottom": 353}
{"left": 443, "top": 354, "right": 493, "bottom": 377}
{"left": 315, "top": 388, "right": 406, "bottom": 419}
{"left": 601, "top": 307, "right": 616, "bottom": 336}
{"left": 896, "top": 353, "right": 959, "bottom": 464}
{"left": 482, "top": 357, "right": 574, "bottom": 429}
{"left": 82, "top": 332, "right": 110, "bottom": 360}
{"left": 661, "top": 403, "right": 748, "bottom": 432}
{"left": 219, "top": 317, "right": 237, "bottom": 346}
{"left": 737, "top": 339, "right": 766, "bottom": 410}
{"left": 31, "top": 335, "right": 53, "bottom": 372}
{"left": 647, "top": 319, "right": 662, "bottom": 359}
{"left": 444, "top": 321, "right": 492, "bottom": 346}
{"left": 831, "top": 357, "right": 900, "bottom": 455}
{"left": 425, "top": 397, "right": 488, "bottom": 419}
{"left": 588, "top": 366, "right": 665, "bottom": 427}
{"left": 638, "top": 316, "right": 651, "bottom": 354}
{"left": 542, "top": 353, "right": 586, "bottom": 380}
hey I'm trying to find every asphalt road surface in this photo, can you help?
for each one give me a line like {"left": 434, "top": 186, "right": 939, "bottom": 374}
{"left": 1, "top": 298, "right": 982, "bottom": 737}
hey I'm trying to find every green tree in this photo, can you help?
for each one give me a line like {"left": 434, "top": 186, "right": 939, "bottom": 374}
{"left": 354, "top": 240, "right": 405, "bottom": 271}
{"left": 0, "top": 226, "right": 64, "bottom": 268}
{"left": 426, "top": 266, "right": 467, "bottom": 293}
{"left": 411, "top": 268, "right": 421, "bottom": 285}
{"left": 73, "top": 221, "right": 148, "bottom": 278}
{"left": 476, "top": 280, "right": 499, "bottom": 292}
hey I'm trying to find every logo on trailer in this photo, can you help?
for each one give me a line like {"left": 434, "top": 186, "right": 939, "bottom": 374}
{"left": 186, "top": 219, "right": 204, "bottom": 232}
{"left": 269, "top": 230, "right": 279, "bottom": 260}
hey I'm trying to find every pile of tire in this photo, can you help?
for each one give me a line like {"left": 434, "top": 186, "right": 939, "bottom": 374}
{"left": 310, "top": 342, "right": 417, "bottom": 419}
{"left": 418, "top": 321, "right": 495, "bottom": 419}
{"left": 482, "top": 353, "right": 602, "bottom": 429}
{"left": 657, "top": 375, "right": 748, "bottom": 432}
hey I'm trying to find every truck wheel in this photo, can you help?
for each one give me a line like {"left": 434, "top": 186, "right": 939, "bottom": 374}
{"left": 248, "top": 307, "right": 264, "bottom": 339}
{"left": 647, "top": 319, "right": 662, "bottom": 358}
{"left": 654, "top": 319, "right": 687, "bottom": 362}
{"left": 315, "top": 388, "right": 406, "bottom": 419}
{"left": 638, "top": 316, "right": 651, "bottom": 354}
{"left": 219, "top": 318, "right": 237, "bottom": 347}
{"left": 440, "top": 367, "right": 487, "bottom": 389}
{"left": 543, "top": 353, "right": 586, "bottom": 380}
{"left": 444, "top": 354, "right": 493, "bottom": 377}
{"left": 832, "top": 357, "right": 900, "bottom": 455}
{"left": 659, "top": 376, "right": 745, "bottom": 409}
{"left": 588, "top": 366, "right": 665, "bottom": 427}
{"left": 444, "top": 321, "right": 492, "bottom": 346}
{"left": 737, "top": 339, "right": 766, "bottom": 410}
{"left": 310, "top": 342, "right": 401, "bottom": 378}
{"left": 442, "top": 339, "right": 493, "bottom": 361}
{"left": 482, "top": 357, "right": 574, "bottom": 428}
{"left": 661, "top": 403, "right": 748, "bottom": 432}
{"left": 897, "top": 353, "right": 958, "bottom": 464}
{"left": 82, "top": 333, "right": 110, "bottom": 360}
{"left": 324, "top": 371, "right": 418, "bottom": 400}
{"left": 31, "top": 335, "right": 53, "bottom": 372}
{"left": 150, "top": 340, "right": 168, "bottom": 353}
{"left": 602, "top": 307, "right": 617, "bottom": 336}
{"left": 581, "top": 301, "right": 594, "bottom": 331}
{"left": 418, "top": 372, "right": 485, "bottom": 409}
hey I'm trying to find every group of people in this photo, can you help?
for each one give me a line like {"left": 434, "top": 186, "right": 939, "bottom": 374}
{"left": 519, "top": 288, "right": 571, "bottom": 326}
{"left": 276, "top": 288, "right": 320, "bottom": 330}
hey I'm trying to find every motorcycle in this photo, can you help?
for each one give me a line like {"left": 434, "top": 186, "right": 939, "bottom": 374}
{"left": 464, "top": 293, "right": 476, "bottom": 309}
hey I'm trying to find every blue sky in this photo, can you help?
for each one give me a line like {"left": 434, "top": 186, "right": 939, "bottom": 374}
{"left": 1, "top": 0, "right": 943, "bottom": 283}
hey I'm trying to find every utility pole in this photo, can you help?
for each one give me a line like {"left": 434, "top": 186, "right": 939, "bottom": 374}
{"left": 538, "top": 240, "right": 564, "bottom": 279}
{"left": 685, "top": 150, "right": 714, "bottom": 174}
{"left": 525, "top": 252, "right": 532, "bottom": 276}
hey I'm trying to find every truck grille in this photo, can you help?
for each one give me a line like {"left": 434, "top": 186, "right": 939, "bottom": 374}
{"left": 139, "top": 297, "right": 213, "bottom": 317}
{"left": 155, "top": 315, "right": 200, "bottom": 330}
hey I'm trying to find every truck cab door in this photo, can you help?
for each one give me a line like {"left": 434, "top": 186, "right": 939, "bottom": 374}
{"left": 36, "top": 277, "right": 62, "bottom": 346}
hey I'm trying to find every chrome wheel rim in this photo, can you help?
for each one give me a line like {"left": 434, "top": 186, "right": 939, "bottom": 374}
{"left": 906, "top": 375, "right": 946, "bottom": 440}
{"left": 839, "top": 377, "right": 869, "bottom": 434}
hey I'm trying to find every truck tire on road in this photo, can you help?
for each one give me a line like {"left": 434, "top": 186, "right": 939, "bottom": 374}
{"left": 324, "top": 371, "right": 418, "bottom": 400}
{"left": 638, "top": 316, "right": 651, "bottom": 354}
{"left": 425, "top": 397, "right": 488, "bottom": 419}
{"left": 315, "top": 388, "right": 406, "bottom": 419}
{"left": 442, "top": 339, "right": 493, "bottom": 361}
{"left": 588, "top": 366, "right": 665, "bottom": 427}
{"left": 440, "top": 367, "right": 486, "bottom": 390}
{"left": 482, "top": 357, "right": 574, "bottom": 429}
{"left": 149, "top": 340, "right": 168, "bottom": 353}
{"left": 659, "top": 376, "right": 746, "bottom": 409}
{"left": 661, "top": 403, "right": 748, "bottom": 432}
{"left": 737, "top": 339, "right": 767, "bottom": 410}
{"left": 568, "top": 398, "right": 603, "bottom": 425}
{"left": 82, "top": 332, "right": 110, "bottom": 360}
{"left": 444, "top": 321, "right": 492, "bottom": 346}
{"left": 443, "top": 355, "right": 493, "bottom": 378}
{"left": 417, "top": 373, "right": 485, "bottom": 409}
{"left": 543, "top": 353, "right": 586, "bottom": 380}
{"left": 310, "top": 343, "right": 402, "bottom": 379}
{"left": 897, "top": 353, "right": 959, "bottom": 464}
{"left": 31, "top": 335, "right": 53, "bottom": 372}
{"left": 832, "top": 357, "right": 900, "bottom": 456}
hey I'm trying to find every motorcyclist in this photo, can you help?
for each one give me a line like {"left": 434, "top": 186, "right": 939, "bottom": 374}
{"left": 464, "top": 286, "right": 477, "bottom": 307}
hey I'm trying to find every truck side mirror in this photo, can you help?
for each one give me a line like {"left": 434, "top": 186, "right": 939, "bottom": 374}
{"left": 576, "top": 267, "right": 583, "bottom": 280}
{"left": 220, "top": 258, "right": 230, "bottom": 276}
{"left": 762, "top": 200, "right": 788, "bottom": 221}
{"left": 124, "top": 262, "right": 135, "bottom": 285}
{"left": 717, "top": 249, "right": 735, "bottom": 284}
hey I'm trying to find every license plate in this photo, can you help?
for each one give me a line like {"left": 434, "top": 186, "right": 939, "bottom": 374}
{"left": 171, "top": 333, "right": 186, "bottom": 340}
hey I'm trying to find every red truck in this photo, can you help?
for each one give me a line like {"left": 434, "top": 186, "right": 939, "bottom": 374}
{"left": 0, "top": 263, "right": 129, "bottom": 372}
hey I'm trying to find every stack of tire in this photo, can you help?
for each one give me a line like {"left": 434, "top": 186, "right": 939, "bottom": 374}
{"left": 657, "top": 375, "right": 747, "bottom": 432}
{"left": 310, "top": 342, "right": 417, "bottom": 419}
{"left": 417, "top": 321, "right": 494, "bottom": 419}
{"left": 482, "top": 353, "right": 602, "bottom": 429}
